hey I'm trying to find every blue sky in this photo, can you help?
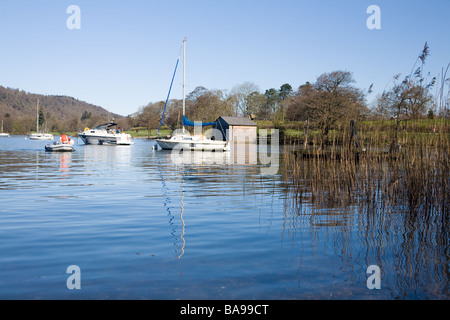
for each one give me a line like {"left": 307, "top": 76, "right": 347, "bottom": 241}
{"left": 0, "top": 0, "right": 449, "bottom": 116}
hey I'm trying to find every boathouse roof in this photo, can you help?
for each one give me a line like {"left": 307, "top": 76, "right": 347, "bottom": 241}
{"left": 217, "top": 116, "right": 257, "bottom": 127}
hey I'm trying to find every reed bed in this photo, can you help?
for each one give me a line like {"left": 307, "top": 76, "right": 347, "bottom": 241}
{"left": 280, "top": 119, "right": 449, "bottom": 299}
{"left": 282, "top": 119, "right": 449, "bottom": 216}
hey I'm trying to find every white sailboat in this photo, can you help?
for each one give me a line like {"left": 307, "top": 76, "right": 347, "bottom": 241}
{"left": 0, "top": 120, "right": 10, "bottom": 137}
{"left": 29, "top": 99, "right": 54, "bottom": 140}
{"left": 155, "top": 38, "right": 229, "bottom": 152}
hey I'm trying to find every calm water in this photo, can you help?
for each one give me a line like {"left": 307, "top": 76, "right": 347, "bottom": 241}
{"left": 0, "top": 136, "right": 448, "bottom": 300}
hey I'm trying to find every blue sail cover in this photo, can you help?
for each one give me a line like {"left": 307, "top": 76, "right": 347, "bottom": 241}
{"left": 183, "top": 115, "right": 217, "bottom": 127}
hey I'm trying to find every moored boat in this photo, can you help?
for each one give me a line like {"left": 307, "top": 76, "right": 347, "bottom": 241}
{"left": 29, "top": 99, "right": 53, "bottom": 141}
{"left": 45, "top": 143, "right": 75, "bottom": 152}
{"left": 156, "top": 132, "right": 228, "bottom": 151}
{"left": 155, "top": 38, "right": 228, "bottom": 152}
{"left": 78, "top": 122, "right": 132, "bottom": 145}
{"left": 0, "top": 120, "right": 10, "bottom": 137}
{"left": 30, "top": 133, "right": 54, "bottom": 140}
{"left": 45, "top": 134, "right": 75, "bottom": 152}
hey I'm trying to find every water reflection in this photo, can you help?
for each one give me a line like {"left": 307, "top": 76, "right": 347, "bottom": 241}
{"left": 83, "top": 144, "right": 131, "bottom": 164}
{"left": 168, "top": 147, "right": 258, "bottom": 166}
{"left": 155, "top": 153, "right": 189, "bottom": 259}
{"left": 1, "top": 136, "right": 447, "bottom": 299}
{"left": 45, "top": 151, "right": 72, "bottom": 178}
{"left": 0, "top": 137, "right": 77, "bottom": 189}
{"left": 152, "top": 147, "right": 279, "bottom": 261}
{"left": 178, "top": 180, "right": 186, "bottom": 260}
{"left": 282, "top": 155, "right": 449, "bottom": 299}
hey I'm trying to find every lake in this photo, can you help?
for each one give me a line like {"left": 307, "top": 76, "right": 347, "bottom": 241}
{"left": 0, "top": 136, "right": 448, "bottom": 300}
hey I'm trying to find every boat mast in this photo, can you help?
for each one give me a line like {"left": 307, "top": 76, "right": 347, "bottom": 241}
{"left": 36, "top": 99, "right": 40, "bottom": 133}
{"left": 182, "top": 37, "right": 186, "bottom": 134}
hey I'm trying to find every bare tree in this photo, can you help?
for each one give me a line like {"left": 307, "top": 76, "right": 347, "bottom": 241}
{"left": 187, "top": 88, "right": 234, "bottom": 122}
{"left": 287, "top": 71, "right": 367, "bottom": 138}
{"left": 228, "top": 82, "right": 260, "bottom": 116}
{"left": 377, "top": 42, "right": 437, "bottom": 148}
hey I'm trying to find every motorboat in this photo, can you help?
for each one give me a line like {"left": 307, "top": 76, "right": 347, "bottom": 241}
{"left": 155, "top": 38, "right": 229, "bottom": 152}
{"left": 45, "top": 134, "right": 75, "bottom": 152}
{"left": 29, "top": 99, "right": 54, "bottom": 141}
{"left": 78, "top": 122, "right": 132, "bottom": 145}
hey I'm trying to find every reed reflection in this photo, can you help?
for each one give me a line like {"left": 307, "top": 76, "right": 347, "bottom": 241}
{"left": 281, "top": 126, "right": 449, "bottom": 299}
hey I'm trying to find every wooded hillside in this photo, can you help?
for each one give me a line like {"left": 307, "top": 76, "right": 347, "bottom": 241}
{"left": 0, "top": 86, "right": 123, "bottom": 134}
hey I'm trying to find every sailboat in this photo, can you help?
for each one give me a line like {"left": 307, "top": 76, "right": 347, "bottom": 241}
{"left": 0, "top": 120, "right": 10, "bottom": 137}
{"left": 29, "top": 99, "right": 54, "bottom": 140}
{"left": 155, "top": 38, "right": 229, "bottom": 152}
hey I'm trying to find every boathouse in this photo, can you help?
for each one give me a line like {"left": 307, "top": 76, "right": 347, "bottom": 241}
{"left": 213, "top": 116, "right": 258, "bottom": 144}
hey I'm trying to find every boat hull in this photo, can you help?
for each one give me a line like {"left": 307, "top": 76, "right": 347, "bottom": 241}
{"left": 156, "top": 137, "right": 228, "bottom": 151}
{"left": 0, "top": 133, "right": 10, "bottom": 137}
{"left": 29, "top": 133, "right": 54, "bottom": 140}
{"left": 45, "top": 144, "right": 75, "bottom": 152}
{"left": 79, "top": 133, "right": 132, "bottom": 145}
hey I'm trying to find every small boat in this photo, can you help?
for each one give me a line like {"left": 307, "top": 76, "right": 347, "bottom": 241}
{"left": 29, "top": 99, "right": 54, "bottom": 141}
{"left": 45, "top": 134, "right": 75, "bottom": 152}
{"left": 78, "top": 122, "right": 132, "bottom": 145}
{"left": 155, "top": 39, "right": 229, "bottom": 152}
{"left": 45, "top": 143, "right": 75, "bottom": 152}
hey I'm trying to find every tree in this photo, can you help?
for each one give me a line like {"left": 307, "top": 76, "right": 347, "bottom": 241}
{"left": 377, "top": 42, "right": 437, "bottom": 144}
{"left": 287, "top": 71, "right": 367, "bottom": 138}
{"left": 276, "top": 84, "right": 293, "bottom": 121}
{"left": 81, "top": 111, "right": 92, "bottom": 121}
{"left": 264, "top": 88, "right": 279, "bottom": 119}
{"left": 246, "top": 91, "right": 265, "bottom": 119}
{"left": 38, "top": 108, "right": 46, "bottom": 128}
{"left": 279, "top": 83, "right": 293, "bottom": 100}
{"left": 229, "top": 82, "right": 260, "bottom": 116}
{"left": 187, "top": 88, "right": 234, "bottom": 122}
{"left": 286, "top": 82, "right": 313, "bottom": 121}
{"left": 186, "top": 86, "right": 209, "bottom": 102}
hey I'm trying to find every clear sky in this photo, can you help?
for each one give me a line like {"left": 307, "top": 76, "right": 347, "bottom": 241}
{"left": 0, "top": 0, "right": 449, "bottom": 116}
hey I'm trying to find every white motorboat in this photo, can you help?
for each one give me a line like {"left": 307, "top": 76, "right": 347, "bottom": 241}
{"left": 155, "top": 38, "right": 228, "bottom": 152}
{"left": 0, "top": 120, "right": 10, "bottom": 137}
{"left": 45, "top": 134, "right": 75, "bottom": 152}
{"left": 78, "top": 122, "right": 132, "bottom": 145}
{"left": 29, "top": 99, "right": 54, "bottom": 141}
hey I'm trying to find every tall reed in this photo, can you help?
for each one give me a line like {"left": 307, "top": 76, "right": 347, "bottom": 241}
{"left": 283, "top": 119, "right": 449, "bottom": 216}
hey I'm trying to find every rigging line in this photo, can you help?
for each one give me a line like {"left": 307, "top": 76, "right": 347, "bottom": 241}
{"left": 157, "top": 44, "right": 183, "bottom": 135}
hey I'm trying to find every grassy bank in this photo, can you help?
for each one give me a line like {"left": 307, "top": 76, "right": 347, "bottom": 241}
{"left": 256, "top": 118, "right": 450, "bottom": 146}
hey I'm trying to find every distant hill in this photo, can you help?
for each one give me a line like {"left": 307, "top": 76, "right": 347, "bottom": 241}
{"left": 0, "top": 86, "right": 124, "bottom": 134}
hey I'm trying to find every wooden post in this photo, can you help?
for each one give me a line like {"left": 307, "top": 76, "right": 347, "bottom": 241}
{"left": 303, "top": 118, "right": 309, "bottom": 149}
